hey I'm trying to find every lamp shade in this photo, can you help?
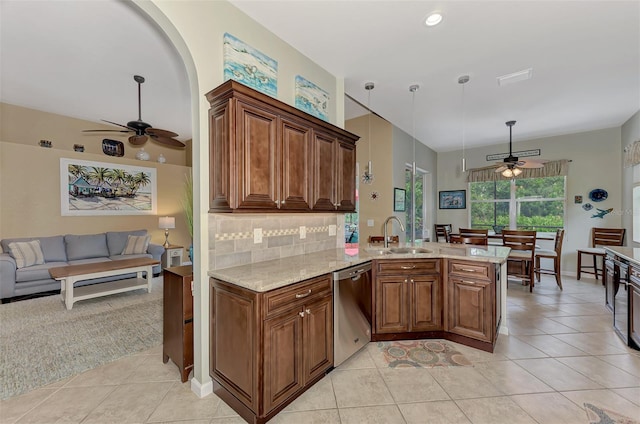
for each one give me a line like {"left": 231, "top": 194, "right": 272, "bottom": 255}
{"left": 159, "top": 216, "right": 175, "bottom": 229}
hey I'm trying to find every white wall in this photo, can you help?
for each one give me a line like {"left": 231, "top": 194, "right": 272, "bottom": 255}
{"left": 437, "top": 127, "right": 623, "bottom": 275}
{"left": 622, "top": 110, "right": 640, "bottom": 247}
{"left": 137, "top": 0, "right": 345, "bottom": 396}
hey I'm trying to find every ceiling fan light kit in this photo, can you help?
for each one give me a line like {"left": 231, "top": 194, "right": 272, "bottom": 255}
{"left": 83, "top": 75, "right": 185, "bottom": 149}
{"left": 494, "top": 120, "right": 545, "bottom": 178}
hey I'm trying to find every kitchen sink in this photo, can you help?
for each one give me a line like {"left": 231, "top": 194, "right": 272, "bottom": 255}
{"left": 365, "top": 248, "right": 392, "bottom": 255}
{"left": 388, "top": 247, "right": 432, "bottom": 254}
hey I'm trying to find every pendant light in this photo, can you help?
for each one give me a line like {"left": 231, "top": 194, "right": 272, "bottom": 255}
{"left": 458, "top": 75, "right": 469, "bottom": 172}
{"left": 409, "top": 84, "right": 419, "bottom": 244}
{"left": 361, "top": 82, "right": 375, "bottom": 184}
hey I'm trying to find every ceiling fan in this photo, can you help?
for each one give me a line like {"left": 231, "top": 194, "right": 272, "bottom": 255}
{"left": 494, "top": 120, "right": 544, "bottom": 177}
{"left": 83, "top": 75, "right": 185, "bottom": 148}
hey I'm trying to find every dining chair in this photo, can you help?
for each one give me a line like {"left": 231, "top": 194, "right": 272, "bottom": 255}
{"left": 458, "top": 228, "right": 489, "bottom": 244}
{"left": 502, "top": 230, "right": 537, "bottom": 292}
{"left": 368, "top": 235, "right": 399, "bottom": 245}
{"left": 434, "top": 224, "right": 452, "bottom": 243}
{"left": 534, "top": 229, "right": 564, "bottom": 290}
{"left": 576, "top": 227, "right": 625, "bottom": 282}
{"left": 449, "top": 234, "right": 488, "bottom": 246}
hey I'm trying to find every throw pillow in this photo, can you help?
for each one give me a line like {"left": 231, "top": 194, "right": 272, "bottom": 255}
{"left": 8, "top": 240, "right": 45, "bottom": 268}
{"left": 121, "top": 235, "right": 151, "bottom": 255}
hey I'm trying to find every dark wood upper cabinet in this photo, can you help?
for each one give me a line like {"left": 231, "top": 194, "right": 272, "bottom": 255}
{"left": 206, "top": 80, "right": 359, "bottom": 213}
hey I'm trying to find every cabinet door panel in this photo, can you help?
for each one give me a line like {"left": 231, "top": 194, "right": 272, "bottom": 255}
{"left": 263, "top": 312, "right": 303, "bottom": 414}
{"left": 311, "top": 131, "right": 337, "bottom": 210}
{"left": 336, "top": 140, "right": 356, "bottom": 211}
{"left": 280, "top": 118, "right": 311, "bottom": 210}
{"left": 304, "top": 296, "right": 333, "bottom": 382}
{"left": 448, "top": 278, "right": 492, "bottom": 342}
{"left": 211, "top": 284, "right": 258, "bottom": 410}
{"left": 375, "top": 276, "right": 409, "bottom": 333}
{"left": 411, "top": 275, "right": 442, "bottom": 331}
{"left": 209, "top": 101, "right": 232, "bottom": 210}
{"left": 236, "top": 100, "right": 278, "bottom": 209}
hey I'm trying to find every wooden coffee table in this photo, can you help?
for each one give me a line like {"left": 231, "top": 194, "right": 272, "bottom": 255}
{"left": 49, "top": 257, "right": 160, "bottom": 310}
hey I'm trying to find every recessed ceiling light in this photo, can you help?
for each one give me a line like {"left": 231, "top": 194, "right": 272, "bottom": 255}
{"left": 425, "top": 12, "right": 443, "bottom": 27}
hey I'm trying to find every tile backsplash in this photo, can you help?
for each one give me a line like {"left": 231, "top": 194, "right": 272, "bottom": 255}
{"left": 209, "top": 213, "right": 346, "bottom": 270}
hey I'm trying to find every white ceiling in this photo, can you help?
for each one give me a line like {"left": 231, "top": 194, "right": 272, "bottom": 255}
{"left": 2, "top": 1, "right": 639, "bottom": 153}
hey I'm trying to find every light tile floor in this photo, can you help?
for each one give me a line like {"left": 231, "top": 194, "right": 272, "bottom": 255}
{"left": 2, "top": 275, "right": 639, "bottom": 423}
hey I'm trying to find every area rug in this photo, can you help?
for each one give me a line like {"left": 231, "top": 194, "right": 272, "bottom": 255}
{"left": 0, "top": 278, "right": 163, "bottom": 399}
{"left": 584, "top": 403, "right": 640, "bottom": 424}
{"left": 376, "top": 339, "right": 472, "bottom": 368}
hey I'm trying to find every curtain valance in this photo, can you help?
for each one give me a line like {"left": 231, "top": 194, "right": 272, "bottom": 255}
{"left": 624, "top": 140, "right": 640, "bottom": 168}
{"left": 466, "top": 159, "right": 570, "bottom": 183}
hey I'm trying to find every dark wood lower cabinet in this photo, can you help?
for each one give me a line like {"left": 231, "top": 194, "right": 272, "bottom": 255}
{"left": 211, "top": 275, "right": 333, "bottom": 424}
{"left": 372, "top": 258, "right": 499, "bottom": 352}
{"left": 163, "top": 266, "right": 194, "bottom": 383}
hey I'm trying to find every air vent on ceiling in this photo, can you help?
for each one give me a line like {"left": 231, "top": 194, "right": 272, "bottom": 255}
{"left": 497, "top": 68, "right": 533, "bottom": 86}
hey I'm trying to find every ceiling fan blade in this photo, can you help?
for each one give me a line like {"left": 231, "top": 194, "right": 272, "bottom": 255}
{"left": 146, "top": 127, "right": 179, "bottom": 138}
{"left": 82, "top": 129, "right": 131, "bottom": 133}
{"left": 102, "top": 119, "right": 135, "bottom": 131}
{"left": 495, "top": 165, "right": 508, "bottom": 173}
{"left": 149, "top": 134, "right": 186, "bottom": 148}
{"left": 519, "top": 161, "right": 545, "bottom": 169}
{"left": 128, "top": 135, "right": 148, "bottom": 145}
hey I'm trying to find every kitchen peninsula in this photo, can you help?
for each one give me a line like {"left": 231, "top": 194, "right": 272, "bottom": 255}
{"left": 209, "top": 242, "right": 509, "bottom": 424}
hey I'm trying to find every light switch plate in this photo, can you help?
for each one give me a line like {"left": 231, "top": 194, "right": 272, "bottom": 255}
{"left": 328, "top": 224, "right": 337, "bottom": 236}
{"left": 254, "top": 228, "right": 263, "bottom": 244}
{"left": 367, "top": 219, "right": 374, "bottom": 227}
{"left": 299, "top": 226, "right": 306, "bottom": 239}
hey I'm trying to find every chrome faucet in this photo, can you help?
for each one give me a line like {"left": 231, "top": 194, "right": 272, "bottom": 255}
{"left": 383, "top": 216, "right": 405, "bottom": 248}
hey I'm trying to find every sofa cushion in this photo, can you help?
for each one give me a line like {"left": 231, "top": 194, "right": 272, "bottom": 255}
{"left": 65, "top": 233, "right": 109, "bottom": 261}
{"left": 1, "top": 235, "right": 66, "bottom": 262}
{"left": 15, "top": 261, "right": 67, "bottom": 282}
{"left": 106, "top": 230, "right": 147, "bottom": 256}
{"left": 8, "top": 240, "right": 45, "bottom": 268}
{"left": 121, "top": 235, "right": 151, "bottom": 255}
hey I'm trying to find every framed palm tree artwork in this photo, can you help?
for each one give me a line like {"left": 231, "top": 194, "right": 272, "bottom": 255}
{"left": 60, "top": 158, "right": 157, "bottom": 216}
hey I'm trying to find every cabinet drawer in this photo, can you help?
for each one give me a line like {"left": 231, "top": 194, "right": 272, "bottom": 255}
{"left": 449, "top": 260, "right": 491, "bottom": 281}
{"left": 376, "top": 259, "right": 439, "bottom": 275}
{"left": 264, "top": 274, "right": 332, "bottom": 317}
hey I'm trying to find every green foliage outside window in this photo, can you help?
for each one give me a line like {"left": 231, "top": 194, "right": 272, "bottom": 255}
{"left": 470, "top": 176, "right": 565, "bottom": 231}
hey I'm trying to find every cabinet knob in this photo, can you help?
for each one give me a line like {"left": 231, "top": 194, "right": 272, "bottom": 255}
{"left": 305, "top": 308, "right": 311, "bottom": 315}
{"left": 404, "top": 279, "right": 408, "bottom": 284}
{"left": 281, "top": 200, "right": 285, "bottom": 205}
{"left": 410, "top": 279, "right": 415, "bottom": 284}
{"left": 299, "top": 311, "right": 305, "bottom": 317}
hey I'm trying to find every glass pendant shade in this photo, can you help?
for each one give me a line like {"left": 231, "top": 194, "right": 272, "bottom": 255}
{"left": 502, "top": 167, "right": 522, "bottom": 178}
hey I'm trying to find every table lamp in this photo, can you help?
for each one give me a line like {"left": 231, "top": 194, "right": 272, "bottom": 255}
{"left": 159, "top": 216, "right": 175, "bottom": 248}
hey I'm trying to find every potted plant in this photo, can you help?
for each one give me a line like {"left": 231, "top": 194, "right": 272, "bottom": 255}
{"left": 181, "top": 173, "right": 193, "bottom": 261}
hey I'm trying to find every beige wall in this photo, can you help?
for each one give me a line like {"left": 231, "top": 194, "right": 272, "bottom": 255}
{"left": 437, "top": 126, "right": 624, "bottom": 275}
{"left": 347, "top": 114, "right": 394, "bottom": 244}
{"left": 0, "top": 141, "right": 193, "bottom": 253}
{"left": 0, "top": 103, "right": 191, "bottom": 167}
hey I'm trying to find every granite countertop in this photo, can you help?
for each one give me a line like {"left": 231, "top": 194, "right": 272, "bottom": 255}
{"left": 604, "top": 246, "right": 640, "bottom": 265}
{"left": 209, "top": 242, "right": 510, "bottom": 292}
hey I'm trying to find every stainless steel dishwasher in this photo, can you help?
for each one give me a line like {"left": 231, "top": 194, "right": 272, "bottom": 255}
{"left": 333, "top": 262, "right": 372, "bottom": 366}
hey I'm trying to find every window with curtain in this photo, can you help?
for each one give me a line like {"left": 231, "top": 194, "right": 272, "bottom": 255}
{"left": 469, "top": 176, "right": 565, "bottom": 231}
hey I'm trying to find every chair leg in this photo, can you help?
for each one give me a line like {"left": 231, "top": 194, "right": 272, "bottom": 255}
{"left": 554, "top": 258, "right": 562, "bottom": 290}
{"left": 577, "top": 252, "right": 582, "bottom": 280}
{"left": 535, "top": 256, "right": 541, "bottom": 282}
{"left": 592, "top": 254, "right": 599, "bottom": 281}
{"left": 528, "top": 260, "right": 534, "bottom": 292}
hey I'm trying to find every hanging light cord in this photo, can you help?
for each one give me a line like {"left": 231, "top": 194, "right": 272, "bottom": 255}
{"left": 367, "top": 85, "right": 372, "bottom": 174}
{"left": 458, "top": 75, "right": 470, "bottom": 172}
{"left": 409, "top": 84, "right": 419, "bottom": 244}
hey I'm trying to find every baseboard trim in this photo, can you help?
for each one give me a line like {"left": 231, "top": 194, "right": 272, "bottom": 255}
{"left": 191, "top": 376, "right": 213, "bottom": 398}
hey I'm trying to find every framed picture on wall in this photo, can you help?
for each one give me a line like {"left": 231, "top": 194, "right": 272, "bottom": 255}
{"left": 439, "top": 190, "right": 466, "bottom": 209}
{"left": 393, "top": 188, "right": 406, "bottom": 212}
